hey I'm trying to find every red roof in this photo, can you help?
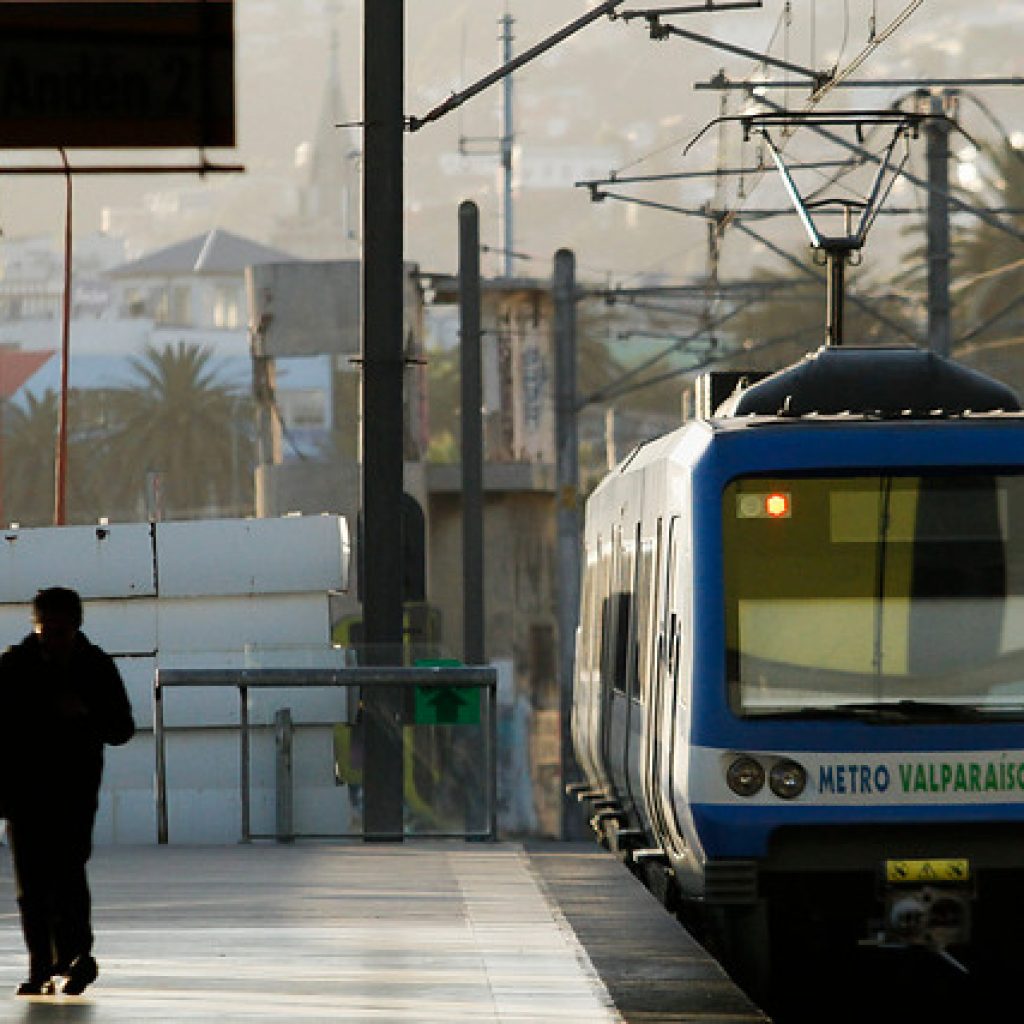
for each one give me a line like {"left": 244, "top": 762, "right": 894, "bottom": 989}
{"left": 0, "top": 350, "right": 54, "bottom": 398}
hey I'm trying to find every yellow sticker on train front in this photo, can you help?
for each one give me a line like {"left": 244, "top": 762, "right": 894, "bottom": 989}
{"left": 885, "top": 859, "right": 970, "bottom": 883}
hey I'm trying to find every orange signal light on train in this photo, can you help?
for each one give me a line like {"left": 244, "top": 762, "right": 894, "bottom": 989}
{"left": 765, "top": 492, "right": 791, "bottom": 518}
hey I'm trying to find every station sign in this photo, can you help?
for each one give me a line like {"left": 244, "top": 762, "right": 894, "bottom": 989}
{"left": 0, "top": 1, "right": 234, "bottom": 148}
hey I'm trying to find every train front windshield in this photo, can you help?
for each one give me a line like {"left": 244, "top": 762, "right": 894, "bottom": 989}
{"left": 723, "top": 473, "right": 1024, "bottom": 718}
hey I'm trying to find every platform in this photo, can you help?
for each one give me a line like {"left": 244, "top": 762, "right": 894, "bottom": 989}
{"left": 0, "top": 842, "right": 766, "bottom": 1023}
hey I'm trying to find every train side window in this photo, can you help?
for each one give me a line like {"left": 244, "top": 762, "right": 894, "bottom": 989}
{"left": 593, "top": 547, "right": 611, "bottom": 680}
{"left": 599, "top": 590, "right": 631, "bottom": 694}
{"left": 631, "top": 542, "right": 654, "bottom": 701}
{"left": 599, "top": 596, "right": 614, "bottom": 685}
{"left": 612, "top": 591, "right": 632, "bottom": 694}
{"left": 582, "top": 562, "right": 599, "bottom": 677}
{"left": 666, "top": 612, "right": 678, "bottom": 674}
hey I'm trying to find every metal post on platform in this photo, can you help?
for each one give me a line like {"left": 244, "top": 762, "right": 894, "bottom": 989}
{"left": 460, "top": 200, "right": 485, "bottom": 666}
{"left": 155, "top": 676, "right": 168, "bottom": 844}
{"left": 488, "top": 679, "right": 498, "bottom": 839}
{"left": 240, "top": 685, "right": 251, "bottom": 843}
{"left": 275, "top": 708, "right": 295, "bottom": 843}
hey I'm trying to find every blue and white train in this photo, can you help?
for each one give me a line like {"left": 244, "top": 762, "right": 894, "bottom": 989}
{"left": 572, "top": 344, "right": 1024, "bottom": 990}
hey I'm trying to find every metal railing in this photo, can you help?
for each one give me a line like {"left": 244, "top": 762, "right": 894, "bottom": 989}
{"left": 154, "top": 665, "right": 498, "bottom": 843}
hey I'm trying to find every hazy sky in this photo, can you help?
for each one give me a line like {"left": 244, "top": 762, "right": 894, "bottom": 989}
{"left": 0, "top": 0, "right": 1021, "bottom": 286}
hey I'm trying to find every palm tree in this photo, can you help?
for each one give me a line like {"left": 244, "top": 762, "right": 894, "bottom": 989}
{"left": 105, "top": 342, "right": 254, "bottom": 519}
{"left": 1, "top": 389, "right": 106, "bottom": 526}
{"left": 895, "top": 139, "right": 1024, "bottom": 391}
{"left": 1, "top": 390, "right": 58, "bottom": 526}
{"left": 949, "top": 142, "right": 1024, "bottom": 354}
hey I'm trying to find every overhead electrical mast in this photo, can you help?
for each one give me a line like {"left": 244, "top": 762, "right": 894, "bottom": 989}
{"left": 500, "top": 12, "right": 515, "bottom": 278}
{"left": 458, "top": 12, "right": 517, "bottom": 278}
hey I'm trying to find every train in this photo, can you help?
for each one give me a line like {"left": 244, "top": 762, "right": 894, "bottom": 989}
{"left": 571, "top": 343, "right": 1024, "bottom": 998}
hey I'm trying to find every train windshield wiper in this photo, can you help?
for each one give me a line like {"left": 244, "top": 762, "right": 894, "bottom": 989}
{"left": 750, "top": 700, "right": 1017, "bottom": 722}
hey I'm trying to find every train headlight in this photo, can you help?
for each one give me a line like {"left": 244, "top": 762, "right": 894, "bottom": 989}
{"left": 726, "top": 756, "right": 765, "bottom": 797}
{"left": 769, "top": 759, "right": 807, "bottom": 799}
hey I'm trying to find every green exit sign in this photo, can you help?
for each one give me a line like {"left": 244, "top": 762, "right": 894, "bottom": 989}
{"left": 414, "top": 685, "right": 481, "bottom": 726}
{"left": 413, "top": 660, "right": 480, "bottom": 725}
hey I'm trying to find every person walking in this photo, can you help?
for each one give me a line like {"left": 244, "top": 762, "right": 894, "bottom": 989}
{"left": 0, "top": 587, "right": 135, "bottom": 996}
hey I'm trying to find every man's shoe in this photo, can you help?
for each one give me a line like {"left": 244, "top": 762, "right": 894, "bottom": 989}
{"left": 15, "top": 977, "right": 55, "bottom": 996}
{"left": 62, "top": 956, "right": 98, "bottom": 996}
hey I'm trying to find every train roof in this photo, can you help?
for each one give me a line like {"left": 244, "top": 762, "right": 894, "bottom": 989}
{"left": 715, "top": 345, "right": 1020, "bottom": 418}
{"left": 590, "top": 347, "right": 1023, "bottom": 502}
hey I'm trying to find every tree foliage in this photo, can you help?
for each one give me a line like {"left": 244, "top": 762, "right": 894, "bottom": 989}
{"left": 0, "top": 342, "right": 254, "bottom": 526}
{"left": 105, "top": 342, "right": 254, "bottom": 519}
{"left": 950, "top": 143, "right": 1024, "bottom": 353}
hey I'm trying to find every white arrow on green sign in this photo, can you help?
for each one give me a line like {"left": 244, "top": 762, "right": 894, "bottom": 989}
{"left": 413, "top": 659, "right": 481, "bottom": 725}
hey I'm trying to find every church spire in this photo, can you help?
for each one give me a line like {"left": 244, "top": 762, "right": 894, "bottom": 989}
{"left": 279, "top": 1, "right": 360, "bottom": 258}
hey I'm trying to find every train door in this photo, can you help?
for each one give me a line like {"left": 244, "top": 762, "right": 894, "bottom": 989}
{"left": 644, "top": 516, "right": 687, "bottom": 856}
{"left": 639, "top": 518, "right": 663, "bottom": 826}
{"left": 572, "top": 546, "right": 601, "bottom": 790}
{"left": 605, "top": 525, "right": 636, "bottom": 816}
{"left": 626, "top": 530, "right": 656, "bottom": 839}
{"left": 661, "top": 517, "right": 691, "bottom": 857}
{"left": 589, "top": 534, "right": 615, "bottom": 796}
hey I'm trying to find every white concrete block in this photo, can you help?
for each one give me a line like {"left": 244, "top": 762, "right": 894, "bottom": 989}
{"left": 96, "top": 723, "right": 361, "bottom": 843}
{"left": 156, "top": 593, "right": 333, "bottom": 652}
{"left": 0, "top": 522, "right": 155, "bottom": 603}
{"left": 100, "top": 730, "right": 153, "bottom": 788}
{"left": 0, "top": 600, "right": 158, "bottom": 658}
{"left": 112, "top": 657, "right": 154, "bottom": 729}
{"left": 155, "top": 515, "right": 349, "bottom": 597}
{"left": 95, "top": 788, "right": 156, "bottom": 845}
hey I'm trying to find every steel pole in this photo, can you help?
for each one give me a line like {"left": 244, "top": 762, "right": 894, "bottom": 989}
{"left": 459, "top": 201, "right": 485, "bottom": 666}
{"left": 155, "top": 676, "right": 168, "bottom": 844}
{"left": 361, "top": 0, "right": 406, "bottom": 841}
{"left": 55, "top": 153, "right": 72, "bottom": 525}
{"left": 500, "top": 14, "right": 514, "bottom": 279}
{"left": 825, "top": 250, "right": 846, "bottom": 347}
{"left": 553, "top": 249, "right": 582, "bottom": 838}
{"left": 926, "top": 93, "right": 952, "bottom": 356}
{"left": 240, "top": 685, "right": 251, "bottom": 843}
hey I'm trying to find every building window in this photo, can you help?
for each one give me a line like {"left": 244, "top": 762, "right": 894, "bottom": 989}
{"left": 213, "top": 284, "right": 242, "bottom": 329}
{"left": 155, "top": 285, "right": 191, "bottom": 326}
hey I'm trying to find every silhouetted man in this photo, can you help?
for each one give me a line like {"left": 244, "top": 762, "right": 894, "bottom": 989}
{"left": 0, "top": 587, "right": 135, "bottom": 996}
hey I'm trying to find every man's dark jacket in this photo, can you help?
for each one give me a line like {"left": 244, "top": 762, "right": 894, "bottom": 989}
{"left": 0, "top": 632, "right": 135, "bottom": 816}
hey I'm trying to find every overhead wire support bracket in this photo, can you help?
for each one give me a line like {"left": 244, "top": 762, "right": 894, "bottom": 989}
{"left": 574, "top": 159, "right": 851, "bottom": 191}
{"left": 407, "top": 0, "right": 627, "bottom": 131}
{"left": 578, "top": 186, "right": 923, "bottom": 346}
{"left": 696, "top": 73, "right": 1024, "bottom": 92}
{"left": 407, "top": 0, "right": 765, "bottom": 132}
{"left": 631, "top": 20, "right": 831, "bottom": 90}
{"left": 618, "top": 1, "right": 762, "bottom": 20}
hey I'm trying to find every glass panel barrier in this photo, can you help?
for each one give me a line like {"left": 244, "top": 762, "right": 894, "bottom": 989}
{"left": 153, "top": 650, "right": 498, "bottom": 843}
